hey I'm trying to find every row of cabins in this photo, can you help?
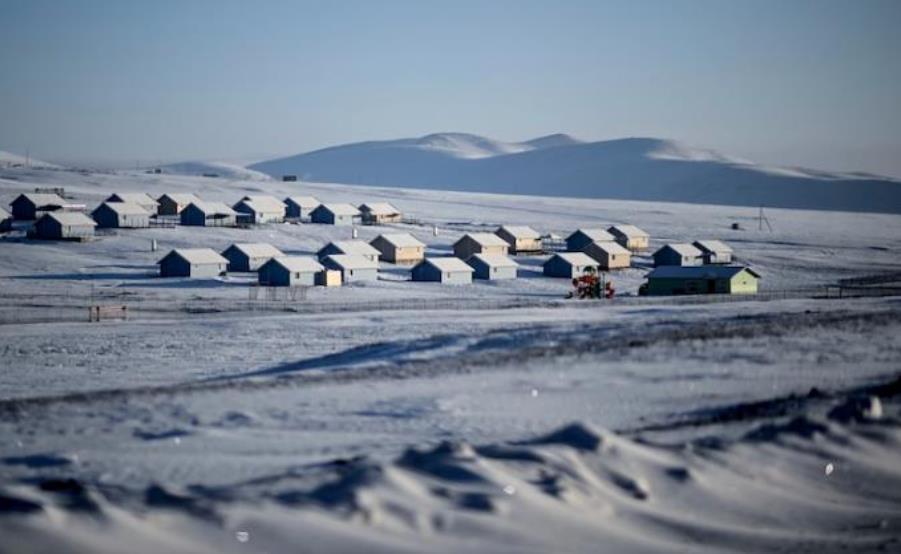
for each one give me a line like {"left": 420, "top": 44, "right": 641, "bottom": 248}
{"left": 652, "top": 240, "right": 734, "bottom": 267}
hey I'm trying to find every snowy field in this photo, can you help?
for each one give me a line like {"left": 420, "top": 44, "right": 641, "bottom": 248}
{"left": 1, "top": 167, "right": 900, "bottom": 552}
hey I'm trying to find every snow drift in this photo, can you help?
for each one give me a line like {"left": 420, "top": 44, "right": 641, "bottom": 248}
{"left": 249, "top": 133, "right": 901, "bottom": 214}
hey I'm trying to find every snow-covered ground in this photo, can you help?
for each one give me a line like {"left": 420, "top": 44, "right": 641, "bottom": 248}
{"left": 1, "top": 167, "right": 900, "bottom": 553}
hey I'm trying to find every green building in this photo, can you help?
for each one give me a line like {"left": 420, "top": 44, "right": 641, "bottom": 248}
{"left": 644, "top": 266, "right": 760, "bottom": 296}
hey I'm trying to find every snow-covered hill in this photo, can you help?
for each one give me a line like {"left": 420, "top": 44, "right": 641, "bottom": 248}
{"left": 249, "top": 133, "right": 901, "bottom": 214}
{"left": 0, "top": 150, "right": 60, "bottom": 169}
{"left": 159, "top": 160, "right": 271, "bottom": 181}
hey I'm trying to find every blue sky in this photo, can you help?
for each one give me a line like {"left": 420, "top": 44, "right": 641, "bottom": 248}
{"left": 1, "top": 0, "right": 899, "bottom": 176}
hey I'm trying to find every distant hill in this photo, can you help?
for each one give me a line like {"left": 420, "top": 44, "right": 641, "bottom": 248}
{"left": 0, "top": 150, "right": 61, "bottom": 169}
{"left": 159, "top": 160, "right": 271, "bottom": 181}
{"left": 249, "top": 133, "right": 901, "bottom": 214}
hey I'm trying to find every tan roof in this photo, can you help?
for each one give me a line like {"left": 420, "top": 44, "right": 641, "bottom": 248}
{"left": 550, "top": 252, "right": 598, "bottom": 266}
{"left": 239, "top": 195, "right": 285, "bottom": 213}
{"left": 423, "top": 257, "right": 474, "bottom": 273}
{"left": 224, "top": 243, "right": 284, "bottom": 258}
{"left": 457, "top": 232, "right": 508, "bottom": 247}
{"left": 374, "top": 233, "right": 425, "bottom": 248}
{"left": 317, "top": 203, "right": 360, "bottom": 216}
{"left": 161, "top": 248, "right": 227, "bottom": 265}
{"left": 158, "top": 193, "right": 201, "bottom": 204}
{"left": 108, "top": 193, "right": 157, "bottom": 206}
{"left": 268, "top": 256, "right": 324, "bottom": 273}
{"left": 469, "top": 253, "right": 519, "bottom": 268}
{"left": 44, "top": 211, "right": 97, "bottom": 227}
{"left": 568, "top": 228, "right": 615, "bottom": 242}
{"left": 323, "top": 254, "right": 379, "bottom": 270}
{"left": 497, "top": 225, "right": 540, "bottom": 239}
{"left": 657, "top": 243, "right": 702, "bottom": 257}
{"left": 608, "top": 224, "right": 649, "bottom": 239}
{"left": 325, "top": 240, "right": 380, "bottom": 257}
{"left": 16, "top": 193, "right": 65, "bottom": 206}
{"left": 188, "top": 201, "right": 237, "bottom": 216}
{"left": 693, "top": 240, "right": 733, "bottom": 254}
{"left": 95, "top": 202, "right": 149, "bottom": 215}
{"left": 587, "top": 241, "right": 631, "bottom": 255}
{"left": 284, "top": 196, "right": 320, "bottom": 208}
{"left": 359, "top": 202, "right": 400, "bottom": 215}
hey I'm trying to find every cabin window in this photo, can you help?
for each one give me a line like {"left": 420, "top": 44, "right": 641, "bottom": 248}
{"left": 349, "top": 270, "right": 354, "bottom": 276}
{"left": 295, "top": 272, "right": 300, "bottom": 278}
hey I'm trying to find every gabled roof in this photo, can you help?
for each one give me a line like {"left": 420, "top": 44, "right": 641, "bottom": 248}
{"left": 266, "top": 256, "right": 324, "bottom": 273}
{"left": 373, "top": 233, "right": 425, "bottom": 248}
{"left": 234, "top": 198, "right": 283, "bottom": 214}
{"left": 42, "top": 211, "right": 97, "bottom": 227}
{"left": 158, "top": 193, "right": 201, "bottom": 205}
{"left": 359, "top": 202, "right": 400, "bottom": 215}
{"left": 469, "top": 253, "right": 519, "bottom": 268}
{"left": 0, "top": 206, "right": 11, "bottom": 219}
{"left": 567, "top": 228, "right": 615, "bottom": 242}
{"left": 238, "top": 195, "right": 285, "bottom": 213}
{"left": 646, "top": 265, "right": 760, "bottom": 280}
{"left": 315, "top": 203, "right": 360, "bottom": 216}
{"left": 13, "top": 193, "right": 65, "bottom": 206}
{"left": 547, "top": 252, "right": 598, "bottom": 267}
{"left": 586, "top": 240, "right": 631, "bottom": 255}
{"left": 692, "top": 240, "right": 733, "bottom": 254}
{"left": 186, "top": 201, "right": 237, "bottom": 216}
{"left": 223, "top": 242, "right": 284, "bottom": 259}
{"left": 107, "top": 193, "right": 157, "bottom": 206}
{"left": 284, "top": 196, "right": 320, "bottom": 208}
{"left": 497, "top": 225, "right": 540, "bottom": 239}
{"left": 455, "top": 232, "right": 508, "bottom": 247}
{"left": 655, "top": 243, "right": 702, "bottom": 257}
{"left": 159, "top": 248, "right": 227, "bottom": 265}
{"left": 323, "top": 254, "right": 379, "bottom": 270}
{"left": 608, "top": 224, "right": 649, "bottom": 239}
{"left": 321, "top": 240, "right": 380, "bottom": 257}
{"left": 421, "top": 257, "right": 474, "bottom": 273}
{"left": 93, "top": 202, "right": 149, "bottom": 216}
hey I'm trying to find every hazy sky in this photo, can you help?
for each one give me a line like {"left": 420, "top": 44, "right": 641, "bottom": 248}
{"left": 2, "top": 0, "right": 900, "bottom": 176}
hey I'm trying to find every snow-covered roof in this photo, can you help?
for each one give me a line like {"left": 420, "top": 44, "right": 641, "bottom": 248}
{"left": 323, "top": 240, "right": 380, "bottom": 257}
{"left": 587, "top": 241, "right": 631, "bottom": 255}
{"left": 224, "top": 243, "right": 284, "bottom": 259}
{"left": 188, "top": 201, "right": 237, "bottom": 216}
{"left": 268, "top": 256, "right": 324, "bottom": 273}
{"left": 457, "top": 232, "right": 508, "bottom": 247}
{"left": 608, "top": 224, "right": 649, "bottom": 239}
{"left": 239, "top": 195, "right": 285, "bottom": 212}
{"left": 158, "top": 193, "right": 200, "bottom": 205}
{"left": 374, "top": 233, "right": 425, "bottom": 248}
{"left": 284, "top": 196, "right": 319, "bottom": 208}
{"left": 497, "top": 225, "right": 540, "bottom": 239}
{"left": 359, "top": 202, "right": 400, "bottom": 215}
{"left": 567, "top": 228, "right": 615, "bottom": 242}
{"left": 43, "top": 211, "right": 97, "bottom": 227}
{"left": 469, "top": 253, "right": 519, "bottom": 268}
{"left": 94, "top": 202, "right": 149, "bottom": 216}
{"left": 107, "top": 193, "right": 157, "bottom": 206}
{"left": 657, "top": 243, "right": 702, "bottom": 257}
{"left": 646, "top": 266, "right": 760, "bottom": 279}
{"left": 549, "top": 252, "right": 598, "bottom": 266}
{"left": 161, "top": 248, "right": 227, "bottom": 265}
{"left": 316, "top": 203, "right": 360, "bottom": 216}
{"left": 0, "top": 206, "right": 11, "bottom": 219}
{"left": 14, "top": 193, "right": 65, "bottom": 206}
{"left": 323, "top": 254, "right": 379, "bottom": 270}
{"left": 422, "top": 257, "right": 474, "bottom": 273}
{"left": 692, "top": 240, "right": 733, "bottom": 254}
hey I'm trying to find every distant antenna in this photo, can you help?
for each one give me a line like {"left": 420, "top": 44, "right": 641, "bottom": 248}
{"left": 756, "top": 206, "right": 773, "bottom": 232}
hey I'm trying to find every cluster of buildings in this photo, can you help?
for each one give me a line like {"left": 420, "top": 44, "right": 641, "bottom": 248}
{"left": 4, "top": 189, "right": 760, "bottom": 296}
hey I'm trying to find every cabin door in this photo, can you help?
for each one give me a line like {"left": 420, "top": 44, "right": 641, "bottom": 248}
{"left": 707, "top": 279, "right": 716, "bottom": 293}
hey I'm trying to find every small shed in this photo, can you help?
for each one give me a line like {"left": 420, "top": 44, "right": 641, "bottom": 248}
{"left": 565, "top": 228, "right": 616, "bottom": 252}
{"left": 258, "top": 256, "right": 324, "bottom": 287}
{"left": 653, "top": 243, "right": 703, "bottom": 267}
{"left": 644, "top": 266, "right": 760, "bottom": 296}
{"left": 411, "top": 257, "right": 474, "bottom": 284}
{"left": 370, "top": 233, "right": 425, "bottom": 264}
{"left": 543, "top": 252, "right": 599, "bottom": 278}
{"left": 91, "top": 202, "right": 151, "bottom": 228}
{"left": 158, "top": 248, "right": 228, "bottom": 278}
{"left": 607, "top": 224, "right": 650, "bottom": 251}
{"left": 453, "top": 233, "right": 509, "bottom": 260}
{"left": 495, "top": 225, "right": 542, "bottom": 254}
{"left": 322, "top": 254, "right": 379, "bottom": 283}
{"left": 157, "top": 193, "right": 201, "bottom": 216}
{"left": 105, "top": 193, "right": 158, "bottom": 213}
{"left": 233, "top": 195, "right": 285, "bottom": 224}
{"left": 467, "top": 253, "right": 518, "bottom": 280}
{"left": 10, "top": 193, "right": 67, "bottom": 220}
{"left": 359, "top": 202, "right": 402, "bottom": 224}
{"left": 32, "top": 211, "right": 96, "bottom": 240}
{"left": 221, "top": 242, "right": 284, "bottom": 272}
{"left": 284, "top": 196, "right": 320, "bottom": 219}
{"left": 692, "top": 240, "right": 734, "bottom": 265}
{"left": 584, "top": 241, "right": 632, "bottom": 270}
{"left": 317, "top": 240, "right": 381, "bottom": 263}
{"left": 310, "top": 203, "right": 360, "bottom": 225}
{"left": 0, "top": 207, "right": 13, "bottom": 232}
{"left": 180, "top": 201, "right": 238, "bottom": 227}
